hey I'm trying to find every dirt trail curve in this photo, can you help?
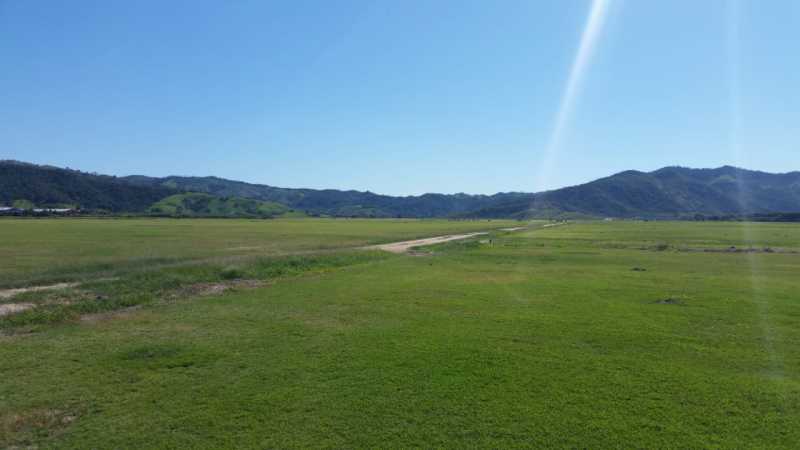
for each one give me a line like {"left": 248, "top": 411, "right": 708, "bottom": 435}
{"left": 367, "top": 226, "right": 530, "bottom": 254}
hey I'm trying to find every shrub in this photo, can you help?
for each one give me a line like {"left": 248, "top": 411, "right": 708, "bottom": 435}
{"left": 219, "top": 267, "right": 245, "bottom": 280}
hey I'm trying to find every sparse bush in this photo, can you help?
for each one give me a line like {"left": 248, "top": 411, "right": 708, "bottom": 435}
{"left": 220, "top": 267, "right": 245, "bottom": 280}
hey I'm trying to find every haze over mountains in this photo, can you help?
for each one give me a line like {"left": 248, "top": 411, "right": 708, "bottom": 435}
{"left": 2, "top": 160, "right": 799, "bottom": 219}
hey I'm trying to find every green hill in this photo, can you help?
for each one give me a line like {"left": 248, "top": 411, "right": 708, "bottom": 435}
{"left": 0, "top": 160, "right": 176, "bottom": 212}
{"left": 124, "top": 166, "right": 800, "bottom": 219}
{"left": 468, "top": 166, "right": 800, "bottom": 219}
{"left": 4, "top": 160, "right": 800, "bottom": 219}
{"left": 148, "top": 193, "right": 291, "bottom": 218}
{"left": 121, "top": 174, "right": 530, "bottom": 218}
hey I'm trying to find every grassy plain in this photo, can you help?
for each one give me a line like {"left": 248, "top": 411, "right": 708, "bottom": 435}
{"left": 1, "top": 220, "right": 799, "bottom": 448}
{"left": 0, "top": 217, "right": 517, "bottom": 288}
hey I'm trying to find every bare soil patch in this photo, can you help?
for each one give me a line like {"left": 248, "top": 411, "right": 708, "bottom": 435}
{"left": 640, "top": 244, "right": 798, "bottom": 254}
{"left": 80, "top": 306, "right": 143, "bottom": 324}
{"left": 170, "top": 279, "right": 266, "bottom": 300}
{"left": 367, "top": 226, "right": 535, "bottom": 254}
{"left": 367, "top": 232, "right": 489, "bottom": 254}
{"left": 695, "top": 246, "right": 797, "bottom": 254}
{"left": 654, "top": 298, "right": 685, "bottom": 306}
{"left": 0, "top": 303, "right": 35, "bottom": 317}
{"left": 0, "top": 282, "right": 78, "bottom": 300}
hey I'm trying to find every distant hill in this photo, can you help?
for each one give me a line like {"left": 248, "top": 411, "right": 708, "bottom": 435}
{"left": 120, "top": 174, "right": 532, "bottom": 218}
{"left": 472, "top": 166, "right": 800, "bottom": 219}
{"left": 149, "top": 193, "right": 290, "bottom": 218}
{"left": 0, "top": 160, "right": 177, "bottom": 212}
{"left": 3, "top": 161, "right": 799, "bottom": 219}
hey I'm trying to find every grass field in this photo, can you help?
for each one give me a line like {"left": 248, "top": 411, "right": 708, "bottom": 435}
{"left": 0, "top": 218, "right": 518, "bottom": 289}
{"left": 1, "top": 219, "right": 799, "bottom": 448}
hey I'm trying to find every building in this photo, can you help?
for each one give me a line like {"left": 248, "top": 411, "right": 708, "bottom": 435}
{"left": 0, "top": 207, "right": 24, "bottom": 215}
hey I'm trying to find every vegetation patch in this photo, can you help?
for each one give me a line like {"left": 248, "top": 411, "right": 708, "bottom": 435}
{"left": 148, "top": 193, "right": 289, "bottom": 218}
{"left": 0, "top": 217, "right": 518, "bottom": 288}
{"left": 114, "top": 343, "right": 218, "bottom": 371}
{"left": 1, "top": 408, "right": 78, "bottom": 448}
{"left": 119, "top": 344, "right": 183, "bottom": 361}
{"left": 172, "top": 279, "right": 265, "bottom": 299}
{"left": 219, "top": 266, "right": 246, "bottom": 280}
{"left": 0, "top": 251, "right": 389, "bottom": 331}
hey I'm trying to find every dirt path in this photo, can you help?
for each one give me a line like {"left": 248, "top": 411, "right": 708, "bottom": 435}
{"left": 367, "top": 226, "right": 537, "bottom": 254}
{"left": 0, "top": 302, "right": 35, "bottom": 317}
{"left": 0, "top": 282, "right": 78, "bottom": 300}
{"left": 368, "top": 232, "right": 490, "bottom": 254}
{"left": 366, "top": 223, "right": 566, "bottom": 254}
{"left": 0, "top": 227, "right": 547, "bottom": 295}
{"left": 0, "top": 227, "right": 540, "bottom": 319}
{"left": 499, "top": 227, "right": 528, "bottom": 232}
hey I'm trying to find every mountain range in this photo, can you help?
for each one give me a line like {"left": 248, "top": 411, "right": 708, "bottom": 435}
{"left": 2, "top": 160, "right": 799, "bottom": 219}
{"left": 470, "top": 166, "right": 800, "bottom": 219}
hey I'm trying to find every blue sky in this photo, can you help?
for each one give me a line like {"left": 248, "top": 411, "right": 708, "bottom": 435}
{"left": 1, "top": 0, "right": 798, "bottom": 195}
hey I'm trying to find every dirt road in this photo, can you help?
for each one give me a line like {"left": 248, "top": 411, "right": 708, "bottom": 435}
{"left": 366, "top": 223, "right": 569, "bottom": 254}
{"left": 367, "top": 232, "right": 489, "bottom": 254}
{"left": 367, "top": 225, "right": 538, "bottom": 254}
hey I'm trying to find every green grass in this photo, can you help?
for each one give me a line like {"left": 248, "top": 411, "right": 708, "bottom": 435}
{"left": 1, "top": 221, "right": 798, "bottom": 448}
{"left": 0, "top": 251, "right": 390, "bottom": 331}
{"left": 536, "top": 220, "right": 800, "bottom": 250}
{"left": 0, "top": 217, "right": 519, "bottom": 288}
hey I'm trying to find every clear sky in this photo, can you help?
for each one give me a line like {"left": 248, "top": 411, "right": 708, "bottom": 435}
{"left": 1, "top": 0, "right": 798, "bottom": 195}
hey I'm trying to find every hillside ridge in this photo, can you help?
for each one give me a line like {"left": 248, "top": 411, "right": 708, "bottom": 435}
{"left": 2, "top": 161, "right": 799, "bottom": 218}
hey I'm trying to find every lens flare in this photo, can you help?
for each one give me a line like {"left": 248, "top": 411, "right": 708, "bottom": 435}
{"left": 535, "top": 0, "right": 612, "bottom": 193}
{"left": 727, "top": 0, "right": 786, "bottom": 387}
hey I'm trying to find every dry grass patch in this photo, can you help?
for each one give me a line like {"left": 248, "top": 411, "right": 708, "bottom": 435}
{"left": 1, "top": 408, "right": 78, "bottom": 448}
{"left": 171, "top": 279, "right": 267, "bottom": 300}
